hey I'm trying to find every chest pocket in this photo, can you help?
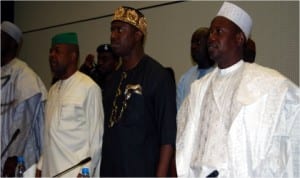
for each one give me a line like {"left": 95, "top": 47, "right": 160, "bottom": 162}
{"left": 121, "top": 92, "right": 145, "bottom": 127}
{"left": 59, "top": 98, "right": 85, "bottom": 131}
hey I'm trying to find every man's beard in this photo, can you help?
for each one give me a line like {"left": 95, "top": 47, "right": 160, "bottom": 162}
{"left": 51, "top": 66, "right": 67, "bottom": 79}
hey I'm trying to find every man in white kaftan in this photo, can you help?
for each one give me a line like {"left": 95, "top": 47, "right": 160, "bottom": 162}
{"left": 1, "top": 58, "right": 47, "bottom": 176}
{"left": 177, "top": 61, "right": 300, "bottom": 178}
{"left": 37, "top": 32, "right": 104, "bottom": 177}
{"left": 41, "top": 71, "right": 103, "bottom": 177}
{"left": 176, "top": 2, "right": 300, "bottom": 178}
{"left": 1, "top": 21, "right": 47, "bottom": 177}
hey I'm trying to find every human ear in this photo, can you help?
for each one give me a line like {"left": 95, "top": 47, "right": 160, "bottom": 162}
{"left": 135, "top": 30, "right": 143, "bottom": 42}
{"left": 236, "top": 32, "right": 246, "bottom": 47}
{"left": 70, "top": 51, "right": 77, "bottom": 62}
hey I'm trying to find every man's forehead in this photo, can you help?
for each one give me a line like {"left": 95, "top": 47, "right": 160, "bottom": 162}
{"left": 111, "top": 20, "right": 138, "bottom": 32}
{"left": 111, "top": 20, "right": 131, "bottom": 27}
{"left": 98, "top": 51, "right": 113, "bottom": 56}
{"left": 210, "top": 16, "right": 235, "bottom": 28}
{"left": 51, "top": 43, "right": 70, "bottom": 49}
{"left": 192, "top": 31, "right": 207, "bottom": 40}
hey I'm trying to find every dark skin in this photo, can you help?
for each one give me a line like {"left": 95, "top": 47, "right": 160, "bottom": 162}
{"left": 79, "top": 51, "right": 119, "bottom": 88}
{"left": 2, "top": 156, "right": 18, "bottom": 177}
{"left": 191, "top": 28, "right": 215, "bottom": 69}
{"left": 82, "top": 51, "right": 119, "bottom": 74}
{"left": 97, "top": 51, "right": 119, "bottom": 87}
{"left": 208, "top": 16, "right": 246, "bottom": 69}
{"left": 110, "top": 21, "right": 174, "bottom": 177}
{"left": 49, "top": 43, "right": 78, "bottom": 80}
{"left": 97, "top": 51, "right": 118, "bottom": 75}
{"left": 1, "top": 31, "right": 18, "bottom": 66}
{"left": 110, "top": 21, "right": 144, "bottom": 71}
{"left": 82, "top": 54, "right": 95, "bottom": 69}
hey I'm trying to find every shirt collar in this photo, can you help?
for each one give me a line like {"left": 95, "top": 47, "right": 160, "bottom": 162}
{"left": 219, "top": 60, "right": 244, "bottom": 76}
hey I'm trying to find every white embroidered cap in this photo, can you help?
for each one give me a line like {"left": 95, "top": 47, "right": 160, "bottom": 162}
{"left": 1, "top": 21, "right": 23, "bottom": 44}
{"left": 217, "top": 1, "right": 252, "bottom": 39}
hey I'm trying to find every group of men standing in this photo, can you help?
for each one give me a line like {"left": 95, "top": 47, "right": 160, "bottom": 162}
{"left": 1, "top": 2, "right": 299, "bottom": 178}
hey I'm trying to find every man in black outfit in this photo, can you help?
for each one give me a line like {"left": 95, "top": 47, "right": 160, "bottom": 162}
{"left": 100, "top": 6, "right": 177, "bottom": 177}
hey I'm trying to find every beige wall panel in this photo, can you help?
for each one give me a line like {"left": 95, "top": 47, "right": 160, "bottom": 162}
{"left": 15, "top": 1, "right": 299, "bottom": 89}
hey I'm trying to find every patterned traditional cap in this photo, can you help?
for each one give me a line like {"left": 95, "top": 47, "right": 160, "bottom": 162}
{"left": 217, "top": 2, "right": 252, "bottom": 39}
{"left": 1, "top": 21, "right": 23, "bottom": 44}
{"left": 51, "top": 32, "right": 78, "bottom": 46}
{"left": 112, "top": 6, "right": 147, "bottom": 35}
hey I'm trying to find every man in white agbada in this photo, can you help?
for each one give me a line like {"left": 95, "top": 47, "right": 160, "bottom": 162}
{"left": 36, "top": 32, "right": 104, "bottom": 177}
{"left": 1, "top": 21, "right": 47, "bottom": 177}
{"left": 176, "top": 2, "right": 300, "bottom": 178}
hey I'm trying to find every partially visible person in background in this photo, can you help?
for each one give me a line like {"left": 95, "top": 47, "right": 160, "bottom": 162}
{"left": 79, "top": 44, "right": 120, "bottom": 90}
{"left": 1, "top": 21, "right": 47, "bottom": 177}
{"left": 176, "top": 27, "right": 215, "bottom": 109}
{"left": 36, "top": 32, "right": 104, "bottom": 177}
{"left": 79, "top": 54, "right": 96, "bottom": 77}
{"left": 243, "top": 38, "right": 256, "bottom": 63}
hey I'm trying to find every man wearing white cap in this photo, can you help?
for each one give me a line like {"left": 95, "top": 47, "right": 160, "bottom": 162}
{"left": 1, "top": 21, "right": 47, "bottom": 176}
{"left": 176, "top": 2, "right": 300, "bottom": 178}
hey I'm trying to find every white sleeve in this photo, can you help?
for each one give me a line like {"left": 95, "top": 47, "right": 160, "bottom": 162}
{"left": 85, "top": 84, "right": 104, "bottom": 177}
{"left": 36, "top": 155, "right": 43, "bottom": 170}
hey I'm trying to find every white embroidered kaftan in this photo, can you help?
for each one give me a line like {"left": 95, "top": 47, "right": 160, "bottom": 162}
{"left": 176, "top": 61, "right": 300, "bottom": 178}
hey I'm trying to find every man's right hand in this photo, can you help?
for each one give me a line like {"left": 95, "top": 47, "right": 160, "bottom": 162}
{"left": 35, "top": 169, "right": 41, "bottom": 178}
{"left": 2, "top": 156, "right": 18, "bottom": 177}
{"left": 84, "top": 54, "right": 95, "bottom": 68}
